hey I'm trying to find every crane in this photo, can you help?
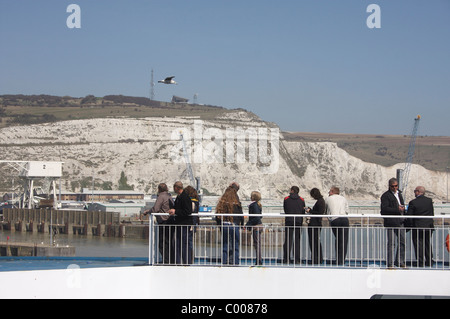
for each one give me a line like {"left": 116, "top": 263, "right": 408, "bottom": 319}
{"left": 179, "top": 131, "right": 196, "bottom": 188}
{"left": 179, "top": 131, "right": 208, "bottom": 210}
{"left": 397, "top": 115, "right": 421, "bottom": 200}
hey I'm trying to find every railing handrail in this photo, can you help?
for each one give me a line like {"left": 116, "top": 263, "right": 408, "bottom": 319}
{"left": 250, "top": 204, "right": 450, "bottom": 208}
{"left": 150, "top": 212, "right": 450, "bottom": 220}
{"left": 148, "top": 212, "right": 450, "bottom": 269}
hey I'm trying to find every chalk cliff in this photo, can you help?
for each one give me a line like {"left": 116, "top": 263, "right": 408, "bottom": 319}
{"left": 0, "top": 113, "right": 447, "bottom": 201}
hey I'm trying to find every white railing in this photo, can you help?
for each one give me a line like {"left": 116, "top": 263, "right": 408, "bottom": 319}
{"left": 149, "top": 213, "right": 450, "bottom": 270}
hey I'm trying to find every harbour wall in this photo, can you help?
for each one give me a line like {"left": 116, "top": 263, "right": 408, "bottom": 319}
{"left": 1, "top": 208, "right": 150, "bottom": 240}
{"left": 0, "top": 241, "right": 75, "bottom": 257}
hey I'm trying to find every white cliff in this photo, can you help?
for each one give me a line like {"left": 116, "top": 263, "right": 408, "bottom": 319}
{"left": 0, "top": 115, "right": 447, "bottom": 202}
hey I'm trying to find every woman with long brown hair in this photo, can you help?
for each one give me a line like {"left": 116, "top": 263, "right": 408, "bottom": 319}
{"left": 216, "top": 186, "right": 243, "bottom": 265}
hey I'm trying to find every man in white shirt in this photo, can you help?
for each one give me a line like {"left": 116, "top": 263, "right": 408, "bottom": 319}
{"left": 325, "top": 186, "right": 349, "bottom": 265}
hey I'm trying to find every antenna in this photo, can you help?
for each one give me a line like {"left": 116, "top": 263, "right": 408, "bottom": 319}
{"left": 150, "top": 69, "right": 155, "bottom": 100}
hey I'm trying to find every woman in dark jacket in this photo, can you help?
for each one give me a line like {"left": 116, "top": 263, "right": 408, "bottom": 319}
{"left": 306, "top": 188, "right": 325, "bottom": 265}
{"left": 245, "top": 191, "right": 263, "bottom": 265}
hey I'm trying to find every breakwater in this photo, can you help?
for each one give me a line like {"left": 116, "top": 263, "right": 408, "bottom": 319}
{"left": 1, "top": 208, "right": 149, "bottom": 239}
{"left": 0, "top": 241, "right": 75, "bottom": 257}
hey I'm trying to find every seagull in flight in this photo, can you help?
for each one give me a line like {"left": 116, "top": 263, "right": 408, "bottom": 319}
{"left": 158, "top": 76, "right": 177, "bottom": 85}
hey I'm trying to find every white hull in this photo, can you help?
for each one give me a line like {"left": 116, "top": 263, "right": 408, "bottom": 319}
{"left": 1, "top": 265, "right": 449, "bottom": 299}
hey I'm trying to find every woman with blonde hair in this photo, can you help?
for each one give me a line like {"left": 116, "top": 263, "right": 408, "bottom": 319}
{"left": 245, "top": 191, "right": 263, "bottom": 265}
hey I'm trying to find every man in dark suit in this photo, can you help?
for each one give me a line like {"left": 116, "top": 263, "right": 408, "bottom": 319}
{"left": 168, "top": 181, "right": 193, "bottom": 265}
{"left": 407, "top": 186, "right": 434, "bottom": 267}
{"left": 380, "top": 178, "right": 406, "bottom": 268}
{"left": 283, "top": 186, "right": 305, "bottom": 264}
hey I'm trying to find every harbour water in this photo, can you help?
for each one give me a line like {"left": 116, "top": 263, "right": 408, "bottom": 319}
{"left": 0, "top": 229, "right": 149, "bottom": 258}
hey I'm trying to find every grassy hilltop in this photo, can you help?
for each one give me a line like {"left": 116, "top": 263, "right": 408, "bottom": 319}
{"left": 0, "top": 94, "right": 230, "bottom": 127}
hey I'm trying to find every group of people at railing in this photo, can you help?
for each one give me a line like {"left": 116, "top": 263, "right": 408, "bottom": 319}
{"left": 145, "top": 178, "right": 438, "bottom": 268}
{"left": 144, "top": 181, "right": 199, "bottom": 265}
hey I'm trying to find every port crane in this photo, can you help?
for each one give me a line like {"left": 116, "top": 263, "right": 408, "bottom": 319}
{"left": 178, "top": 131, "right": 212, "bottom": 212}
{"left": 397, "top": 115, "right": 421, "bottom": 200}
{"left": 179, "top": 131, "right": 201, "bottom": 196}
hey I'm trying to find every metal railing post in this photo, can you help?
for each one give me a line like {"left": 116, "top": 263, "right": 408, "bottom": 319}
{"left": 148, "top": 214, "right": 154, "bottom": 265}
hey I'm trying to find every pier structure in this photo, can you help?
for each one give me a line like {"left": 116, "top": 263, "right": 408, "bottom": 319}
{"left": 0, "top": 208, "right": 150, "bottom": 238}
{"left": 0, "top": 241, "right": 75, "bottom": 257}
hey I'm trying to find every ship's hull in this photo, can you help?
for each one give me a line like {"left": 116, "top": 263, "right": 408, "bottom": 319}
{"left": 1, "top": 265, "right": 449, "bottom": 299}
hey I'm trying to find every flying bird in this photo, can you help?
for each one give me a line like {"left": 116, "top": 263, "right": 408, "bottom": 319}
{"left": 158, "top": 76, "right": 177, "bottom": 85}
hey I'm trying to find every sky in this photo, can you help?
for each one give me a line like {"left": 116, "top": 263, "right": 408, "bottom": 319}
{"left": 1, "top": 0, "right": 449, "bottom": 136}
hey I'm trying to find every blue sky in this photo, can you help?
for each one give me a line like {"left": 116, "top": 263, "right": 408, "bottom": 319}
{"left": 1, "top": 0, "right": 449, "bottom": 136}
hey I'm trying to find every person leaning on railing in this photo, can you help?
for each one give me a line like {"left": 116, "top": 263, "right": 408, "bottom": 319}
{"left": 143, "top": 183, "right": 174, "bottom": 264}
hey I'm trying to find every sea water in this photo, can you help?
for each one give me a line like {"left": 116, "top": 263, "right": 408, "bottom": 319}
{"left": 0, "top": 229, "right": 149, "bottom": 257}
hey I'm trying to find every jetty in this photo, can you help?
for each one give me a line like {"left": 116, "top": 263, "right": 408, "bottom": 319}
{"left": 1, "top": 208, "right": 150, "bottom": 239}
{"left": 0, "top": 241, "right": 75, "bottom": 257}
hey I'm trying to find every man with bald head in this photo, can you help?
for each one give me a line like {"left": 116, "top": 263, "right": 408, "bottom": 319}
{"left": 407, "top": 186, "right": 435, "bottom": 267}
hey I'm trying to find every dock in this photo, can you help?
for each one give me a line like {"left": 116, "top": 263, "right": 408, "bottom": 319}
{"left": 0, "top": 241, "right": 75, "bottom": 257}
{"left": 1, "top": 208, "right": 150, "bottom": 239}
